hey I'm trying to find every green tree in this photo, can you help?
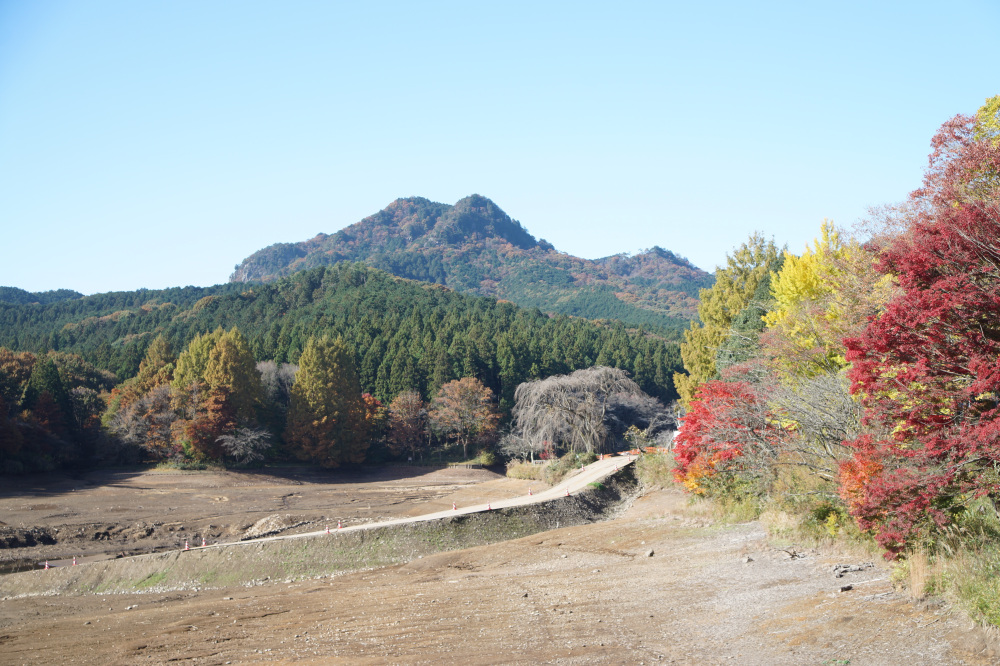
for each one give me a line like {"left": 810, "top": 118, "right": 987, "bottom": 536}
{"left": 21, "top": 357, "right": 71, "bottom": 426}
{"left": 674, "top": 233, "right": 781, "bottom": 406}
{"left": 285, "top": 336, "right": 369, "bottom": 467}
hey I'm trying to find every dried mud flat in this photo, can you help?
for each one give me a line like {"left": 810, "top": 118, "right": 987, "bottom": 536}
{"left": 0, "top": 465, "right": 512, "bottom": 570}
{"left": 1, "top": 472, "right": 999, "bottom": 665}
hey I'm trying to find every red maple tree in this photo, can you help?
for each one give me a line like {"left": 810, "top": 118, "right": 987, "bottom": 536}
{"left": 843, "top": 113, "right": 1000, "bottom": 556}
{"left": 673, "top": 378, "right": 786, "bottom": 494}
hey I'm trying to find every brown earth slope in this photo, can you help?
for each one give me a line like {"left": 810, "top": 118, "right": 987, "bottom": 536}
{"left": 1, "top": 472, "right": 998, "bottom": 665}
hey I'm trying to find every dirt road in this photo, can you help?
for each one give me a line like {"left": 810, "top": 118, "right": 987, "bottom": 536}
{"left": 244, "top": 455, "right": 631, "bottom": 547}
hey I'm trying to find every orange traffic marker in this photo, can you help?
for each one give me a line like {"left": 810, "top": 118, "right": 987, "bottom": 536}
{"left": 338, "top": 520, "right": 342, "bottom": 530}
{"left": 72, "top": 556, "right": 77, "bottom": 566}
{"left": 184, "top": 541, "right": 190, "bottom": 551}
{"left": 44, "top": 561, "right": 49, "bottom": 570}
{"left": 201, "top": 537, "right": 207, "bottom": 547}
{"left": 565, "top": 488, "right": 571, "bottom": 497}
{"left": 326, "top": 525, "right": 330, "bottom": 534}
{"left": 487, "top": 502, "right": 492, "bottom": 511}
{"left": 453, "top": 502, "right": 457, "bottom": 510}
{"left": 528, "top": 488, "right": 532, "bottom": 496}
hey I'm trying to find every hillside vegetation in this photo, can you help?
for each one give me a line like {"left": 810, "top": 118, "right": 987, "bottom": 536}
{"left": 230, "top": 194, "right": 712, "bottom": 337}
{"left": 0, "top": 262, "right": 681, "bottom": 473}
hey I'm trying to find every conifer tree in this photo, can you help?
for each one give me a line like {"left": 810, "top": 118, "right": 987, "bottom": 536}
{"left": 110, "top": 335, "right": 175, "bottom": 414}
{"left": 204, "top": 328, "right": 262, "bottom": 424}
{"left": 0, "top": 348, "right": 35, "bottom": 415}
{"left": 285, "top": 336, "right": 369, "bottom": 467}
{"left": 21, "top": 357, "right": 71, "bottom": 425}
{"left": 171, "top": 328, "right": 225, "bottom": 389}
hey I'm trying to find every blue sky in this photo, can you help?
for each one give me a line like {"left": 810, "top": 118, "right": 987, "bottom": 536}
{"left": 1, "top": 1, "right": 997, "bottom": 294}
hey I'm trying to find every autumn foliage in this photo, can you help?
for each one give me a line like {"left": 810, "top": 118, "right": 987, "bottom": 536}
{"left": 840, "top": 110, "right": 1000, "bottom": 555}
{"left": 671, "top": 96, "right": 1000, "bottom": 563}
{"left": 673, "top": 379, "right": 786, "bottom": 494}
{"left": 427, "top": 377, "right": 499, "bottom": 460}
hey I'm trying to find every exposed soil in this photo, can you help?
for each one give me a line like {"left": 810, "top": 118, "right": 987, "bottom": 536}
{"left": 1, "top": 469, "right": 999, "bottom": 665}
{"left": 0, "top": 465, "right": 516, "bottom": 571}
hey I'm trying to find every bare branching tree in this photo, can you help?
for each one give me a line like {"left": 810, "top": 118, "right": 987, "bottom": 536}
{"left": 107, "top": 384, "right": 176, "bottom": 459}
{"left": 217, "top": 427, "right": 272, "bottom": 466}
{"left": 511, "top": 366, "right": 651, "bottom": 455}
{"left": 604, "top": 392, "right": 674, "bottom": 445}
{"left": 770, "top": 370, "right": 863, "bottom": 481}
{"left": 257, "top": 361, "right": 298, "bottom": 413}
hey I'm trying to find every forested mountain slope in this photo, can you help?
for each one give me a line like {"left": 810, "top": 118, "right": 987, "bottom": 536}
{"left": 0, "top": 263, "right": 682, "bottom": 409}
{"left": 230, "top": 195, "right": 712, "bottom": 337}
{"left": 0, "top": 287, "right": 83, "bottom": 305}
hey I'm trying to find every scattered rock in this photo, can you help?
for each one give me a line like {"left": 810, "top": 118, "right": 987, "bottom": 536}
{"left": 742, "top": 556, "right": 754, "bottom": 564}
{"left": 833, "top": 562, "right": 875, "bottom": 578}
{"left": 646, "top": 549, "right": 654, "bottom": 557}
{"left": 840, "top": 584, "right": 854, "bottom": 592}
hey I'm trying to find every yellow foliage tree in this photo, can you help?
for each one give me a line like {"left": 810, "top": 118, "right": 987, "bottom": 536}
{"left": 203, "top": 328, "right": 262, "bottom": 423}
{"left": 974, "top": 94, "right": 1000, "bottom": 145}
{"left": 762, "top": 221, "right": 896, "bottom": 379}
{"left": 171, "top": 328, "right": 225, "bottom": 390}
{"left": 285, "top": 336, "right": 369, "bottom": 467}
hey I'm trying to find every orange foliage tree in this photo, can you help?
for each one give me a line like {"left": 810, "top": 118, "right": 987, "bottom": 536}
{"left": 428, "top": 377, "right": 499, "bottom": 459}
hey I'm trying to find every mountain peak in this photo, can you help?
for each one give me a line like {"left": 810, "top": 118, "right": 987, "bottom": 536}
{"left": 230, "top": 196, "right": 712, "bottom": 333}
{"left": 423, "top": 195, "right": 536, "bottom": 250}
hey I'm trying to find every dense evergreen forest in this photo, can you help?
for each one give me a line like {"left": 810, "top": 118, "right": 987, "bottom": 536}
{"left": 0, "top": 287, "right": 84, "bottom": 306}
{"left": 0, "top": 263, "right": 682, "bottom": 473}
{"left": 0, "top": 263, "right": 680, "bottom": 405}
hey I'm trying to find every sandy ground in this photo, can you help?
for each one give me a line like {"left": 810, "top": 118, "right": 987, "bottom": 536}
{"left": 2, "top": 468, "right": 999, "bottom": 665}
